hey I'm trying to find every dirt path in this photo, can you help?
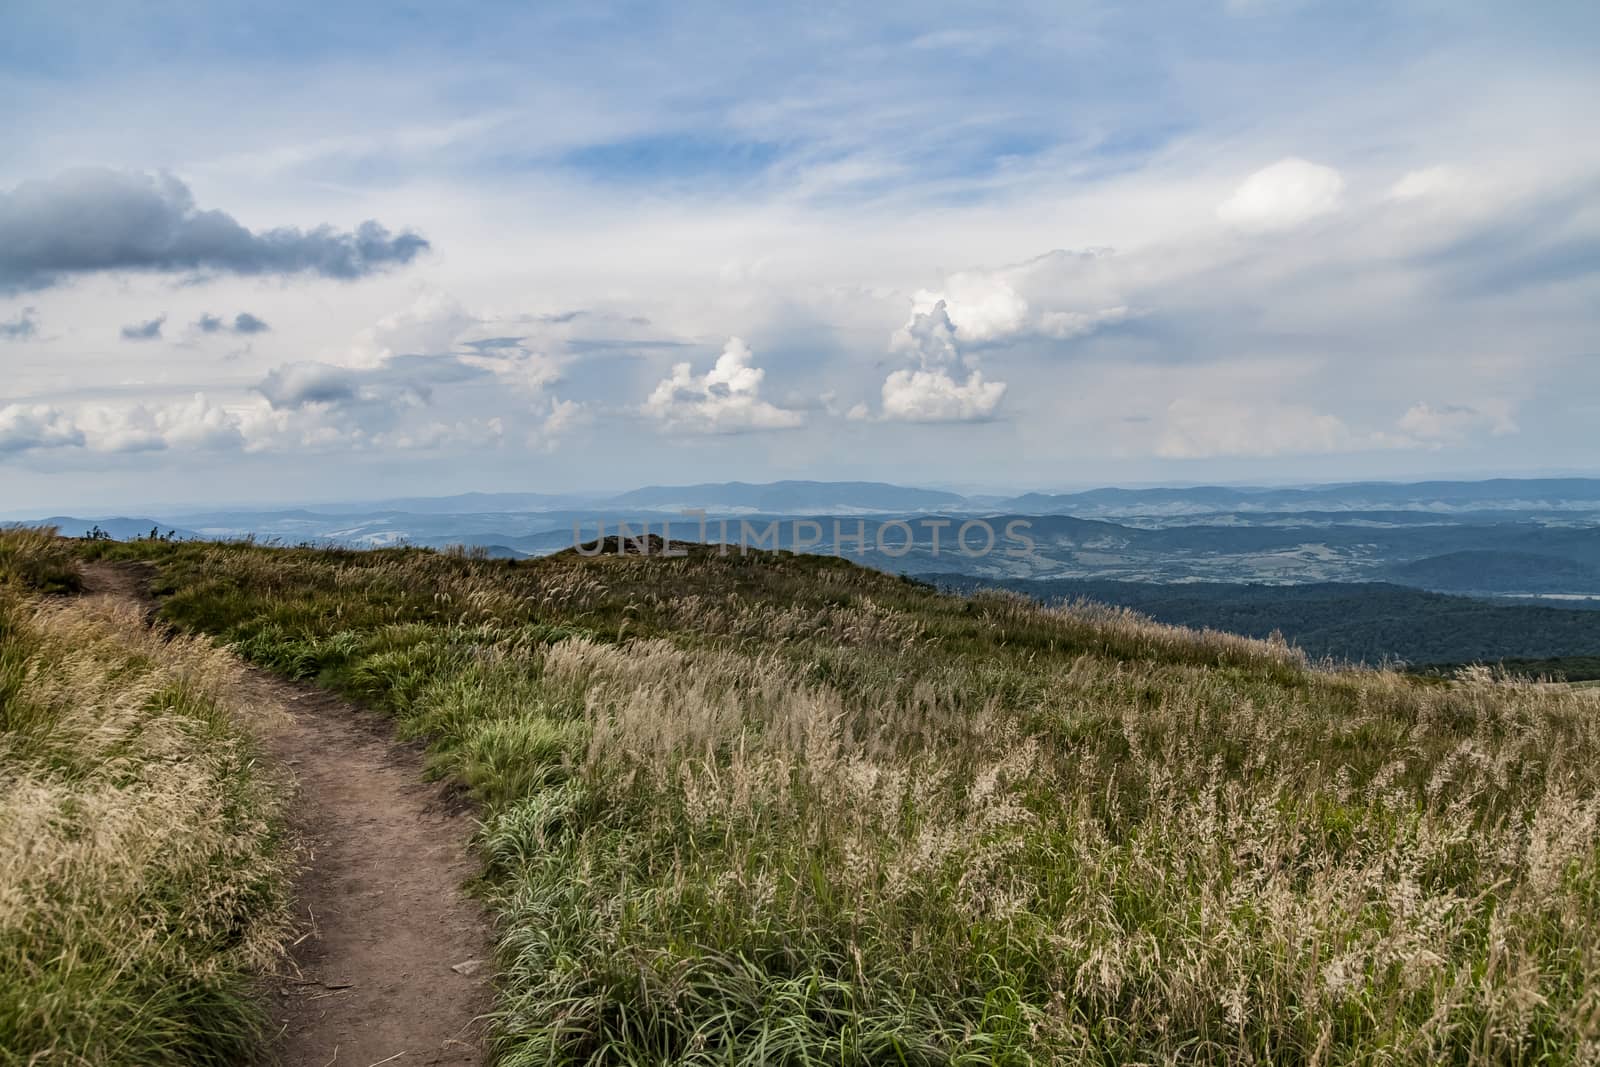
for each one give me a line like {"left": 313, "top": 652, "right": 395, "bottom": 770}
{"left": 83, "top": 563, "right": 492, "bottom": 1066}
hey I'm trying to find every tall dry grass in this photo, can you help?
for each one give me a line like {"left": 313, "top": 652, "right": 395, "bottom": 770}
{"left": 0, "top": 531, "right": 291, "bottom": 1065}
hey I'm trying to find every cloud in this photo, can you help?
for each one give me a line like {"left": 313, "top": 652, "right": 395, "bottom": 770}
{"left": 0, "top": 168, "right": 429, "bottom": 291}
{"left": 881, "top": 367, "right": 1007, "bottom": 423}
{"left": 1388, "top": 166, "right": 1467, "bottom": 202}
{"left": 1217, "top": 157, "right": 1345, "bottom": 232}
{"left": 878, "top": 302, "right": 1006, "bottom": 422}
{"left": 0, "top": 307, "right": 36, "bottom": 340}
{"left": 120, "top": 315, "right": 165, "bottom": 341}
{"left": 0, "top": 404, "right": 84, "bottom": 454}
{"left": 643, "top": 337, "right": 805, "bottom": 433}
{"left": 350, "top": 292, "right": 473, "bottom": 367}
{"left": 256, "top": 363, "right": 359, "bottom": 409}
{"left": 1151, "top": 396, "right": 1513, "bottom": 459}
{"left": 76, "top": 404, "right": 167, "bottom": 453}
{"left": 903, "top": 250, "right": 1136, "bottom": 348}
{"left": 1154, "top": 397, "right": 1365, "bottom": 458}
{"left": 255, "top": 354, "right": 486, "bottom": 410}
{"left": 0, "top": 394, "right": 246, "bottom": 457}
{"left": 1397, "top": 401, "right": 1517, "bottom": 446}
{"left": 195, "top": 310, "right": 271, "bottom": 335}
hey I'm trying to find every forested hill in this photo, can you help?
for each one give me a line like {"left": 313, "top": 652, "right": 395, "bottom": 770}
{"left": 925, "top": 576, "right": 1600, "bottom": 668}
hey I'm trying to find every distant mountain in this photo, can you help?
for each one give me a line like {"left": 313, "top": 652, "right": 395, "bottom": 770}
{"left": 603, "top": 480, "right": 970, "bottom": 513}
{"left": 328, "top": 491, "right": 599, "bottom": 515}
{"left": 19, "top": 517, "right": 205, "bottom": 541}
{"left": 1001, "top": 478, "right": 1600, "bottom": 517}
{"left": 1381, "top": 551, "right": 1600, "bottom": 594}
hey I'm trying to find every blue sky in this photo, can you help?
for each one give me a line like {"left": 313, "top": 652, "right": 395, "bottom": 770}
{"left": 1, "top": 1, "right": 1597, "bottom": 512}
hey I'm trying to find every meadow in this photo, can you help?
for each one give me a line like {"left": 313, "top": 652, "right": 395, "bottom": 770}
{"left": 46, "top": 533, "right": 1600, "bottom": 1065}
{"left": 0, "top": 530, "right": 290, "bottom": 1064}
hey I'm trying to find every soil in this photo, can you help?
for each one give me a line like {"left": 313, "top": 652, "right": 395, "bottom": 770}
{"left": 82, "top": 562, "right": 493, "bottom": 1066}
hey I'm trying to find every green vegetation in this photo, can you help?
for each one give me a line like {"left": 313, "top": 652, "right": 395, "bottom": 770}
{"left": 0, "top": 525, "right": 82, "bottom": 593}
{"left": 72, "top": 536, "right": 1600, "bottom": 1065}
{"left": 0, "top": 531, "right": 290, "bottom": 1065}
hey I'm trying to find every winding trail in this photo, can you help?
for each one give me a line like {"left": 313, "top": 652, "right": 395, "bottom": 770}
{"left": 84, "top": 563, "right": 492, "bottom": 1066}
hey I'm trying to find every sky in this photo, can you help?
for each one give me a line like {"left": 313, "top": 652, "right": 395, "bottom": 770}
{"left": 2, "top": 0, "right": 1598, "bottom": 514}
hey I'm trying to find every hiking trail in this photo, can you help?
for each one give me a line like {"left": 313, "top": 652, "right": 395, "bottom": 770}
{"left": 83, "top": 562, "right": 493, "bottom": 1066}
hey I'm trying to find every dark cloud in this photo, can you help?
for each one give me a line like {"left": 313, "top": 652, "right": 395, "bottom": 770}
{"left": 195, "top": 310, "right": 270, "bottom": 335}
{"left": 0, "top": 307, "right": 36, "bottom": 340}
{"left": 0, "top": 168, "right": 430, "bottom": 292}
{"left": 564, "top": 337, "right": 692, "bottom": 353}
{"left": 257, "top": 363, "right": 358, "bottom": 408}
{"left": 256, "top": 355, "right": 487, "bottom": 410}
{"left": 120, "top": 315, "right": 165, "bottom": 341}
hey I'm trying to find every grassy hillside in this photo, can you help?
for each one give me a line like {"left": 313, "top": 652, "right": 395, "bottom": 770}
{"left": 0, "top": 530, "right": 291, "bottom": 1065}
{"left": 66, "top": 537, "right": 1600, "bottom": 1064}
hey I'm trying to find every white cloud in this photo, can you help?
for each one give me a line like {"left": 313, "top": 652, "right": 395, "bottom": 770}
{"left": 458, "top": 348, "right": 565, "bottom": 395}
{"left": 1155, "top": 397, "right": 1367, "bottom": 459}
{"left": 1217, "top": 157, "right": 1345, "bottom": 232}
{"left": 901, "top": 250, "right": 1135, "bottom": 348}
{"left": 1387, "top": 166, "right": 1467, "bottom": 201}
{"left": 878, "top": 301, "right": 1006, "bottom": 422}
{"left": 906, "top": 276, "right": 1028, "bottom": 345}
{"left": 156, "top": 394, "right": 247, "bottom": 450}
{"left": 78, "top": 405, "right": 167, "bottom": 453}
{"left": 881, "top": 367, "right": 1006, "bottom": 422}
{"left": 60, "top": 394, "right": 249, "bottom": 454}
{"left": 0, "top": 404, "right": 84, "bottom": 454}
{"left": 348, "top": 291, "right": 475, "bottom": 368}
{"left": 543, "top": 397, "right": 587, "bottom": 438}
{"left": 1397, "top": 401, "right": 1517, "bottom": 446}
{"left": 1153, "top": 395, "right": 1519, "bottom": 460}
{"left": 643, "top": 337, "right": 805, "bottom": 433}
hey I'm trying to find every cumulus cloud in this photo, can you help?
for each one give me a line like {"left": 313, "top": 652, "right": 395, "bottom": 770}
{"left": 879, "top": 302, "right": 1006, "bottom": 422}
{"left": 457, "top": 345, "right": 566, "bottom": 396}
{"left": 120, "top": 315, "right": 165, "bottom": 341}
{"left": 902, "top": 250, "right": 1135, "bottom": 348}
{"left": 77, "top": 404, "right": 167, "bottom": 453}
{"left": 643, "top": 337, "right": 804, "bottom": 433}
{"left": 1217, "top": 157, "right": 1345, "bottom": 232}
{"left": 0, "top": 394, "right": 245, "bottom": 457}
{"left": 881, "top": 367, "right": 1007, "bottom": 423}
{"left": 0, "top": 307, "right": 37, "bottom": 340}
{"left": 0, "top": 168, "right": 429, "bottom": 291}
{"left": 0, "top": 404, "right": 84, "bottom": 454}
{"left": 350, "top": 292, "right": 474, "bottom": 367}
{"left": 196, "top": 311, "right": 271, "bottom": 335}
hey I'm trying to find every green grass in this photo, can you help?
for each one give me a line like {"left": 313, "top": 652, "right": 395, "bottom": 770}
{"left": 54, "top": 537, "right": 1600, "bottom": 1064}
{"left": 0, "top": 531, "right": 291, "bottom": 1065}
{"left": 0, "top": 526, "right": 82, "bottom": 594}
